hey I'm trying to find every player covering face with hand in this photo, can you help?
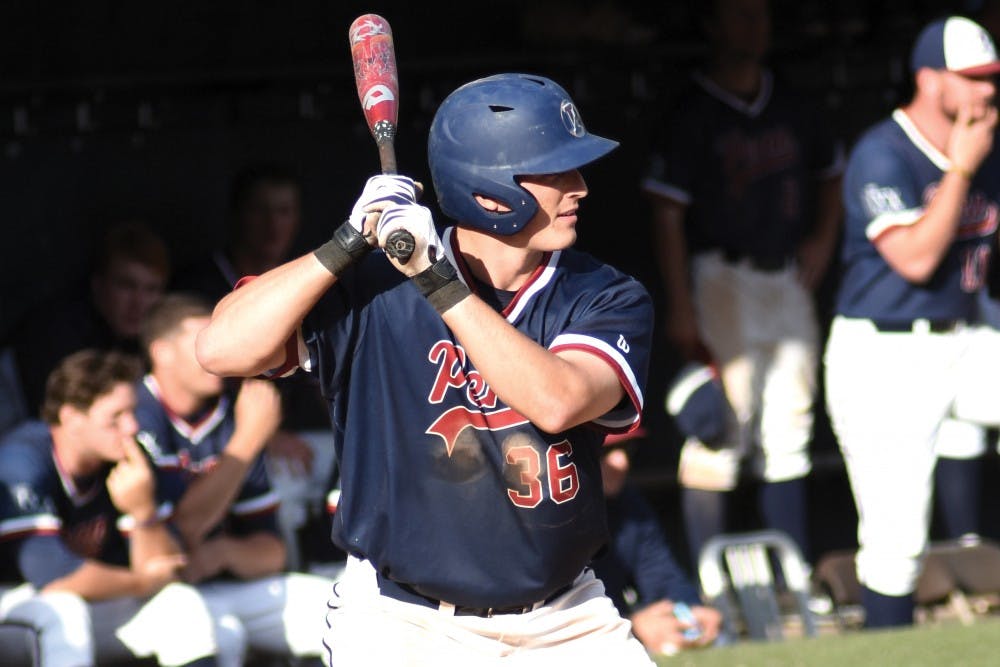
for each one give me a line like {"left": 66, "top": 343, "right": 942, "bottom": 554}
{"left": 825, "top": 16, "right": 1000, "bottom": 628}
{"left": 196, "top": 73, "right": 656, "bottom": 665}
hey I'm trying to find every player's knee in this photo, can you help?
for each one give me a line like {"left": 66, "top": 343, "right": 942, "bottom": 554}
{"left": 213, "top": 612, "right": 248, "bottom": 667}
{"left": 30, "top": 590, "right": 94, "bottom": 665}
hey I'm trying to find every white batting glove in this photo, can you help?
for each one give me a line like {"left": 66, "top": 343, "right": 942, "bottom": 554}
{"left": 376, "top": 202, "right": 445, "bottom": 276}
{"left": 349, "top": 175, "right": 418, "bottom": 238}
{"left": 377, "top": 203, "right": 470, "bottom": 315}
{"left": 315, "top": 175, "right": 419, "bottom": 277}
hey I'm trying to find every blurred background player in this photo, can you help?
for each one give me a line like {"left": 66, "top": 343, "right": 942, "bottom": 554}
{"left": 641, "top": 0, "right": 843, "bottom": 567}
{"left": 135, "top": 293, "right": 333, "bottom": 665}
{"left": 0, "top": 349, "right": 218, "bottom": 666}
{"left": 592, "top": 437, "right": 722, "bottom": 656}
{"left": 195, "top": 73, "right": 656, "bottom": 665}
{"left": 11, "top": 221, "right": 170, "bottom": 418}
{"left": 825, "top": 15, "right": 1000, "bottom": 627}
{"left": 173, "top": 163, "right": 335, "bottom": 569}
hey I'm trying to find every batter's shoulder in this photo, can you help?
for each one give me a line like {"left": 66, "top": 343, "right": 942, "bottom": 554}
{"left": 557, "top": 249, "right": 652, "bottom": 304}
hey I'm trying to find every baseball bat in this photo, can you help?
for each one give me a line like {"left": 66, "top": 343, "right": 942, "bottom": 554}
{"left": 349, "top": 13, "right": 415, "bottom": 263}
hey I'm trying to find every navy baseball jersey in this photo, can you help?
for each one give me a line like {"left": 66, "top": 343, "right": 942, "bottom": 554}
{"left": 0, "top": 421, "right": 131, "bottom": 588}
{"left": 272, "top": 227, "right": 653, "bottom": 608}
{"left": 837, "top": 109, "right": 1000, "bottom": 320}
{"left": 133, "top": 376, "right": 280, "bottom": 538}
{"left": 643, "top": 70, "right": 842, "bottom": 261}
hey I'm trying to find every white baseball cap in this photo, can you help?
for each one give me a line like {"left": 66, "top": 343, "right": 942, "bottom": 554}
{"left": 910, "top": 16, "right": 1000, "bottom": 76}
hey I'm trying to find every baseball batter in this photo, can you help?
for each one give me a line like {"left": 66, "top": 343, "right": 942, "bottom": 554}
{"left": 133, "top": 293, "right": 333, "bottom": 665}
{"left": 0, "top": 350, "right": 218, "bottom": 666}
{"left": 642, "top": 0, "right": 843, "bottom": 565}
{"left": 825, "top": 15, "right": 1000, "bottom": 627}
{"left": 196, "top": 73, "right": 656, "bottom": 664}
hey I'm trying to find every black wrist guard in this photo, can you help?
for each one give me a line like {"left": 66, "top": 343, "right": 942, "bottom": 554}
{"left": 314, "top": 220, "right": 372, "bottom": 276}
{"left": 411, "top": 257, "right": 471, "bottom": 315}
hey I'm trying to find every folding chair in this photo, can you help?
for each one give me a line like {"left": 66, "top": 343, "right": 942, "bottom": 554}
{"left": 698, "top": 529, "right": 818, "bottom": 641}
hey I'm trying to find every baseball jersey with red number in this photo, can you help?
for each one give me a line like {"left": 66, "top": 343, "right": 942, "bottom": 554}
{"left": 271, "top": 227, "right": 652, "bottom": 609}
{"left": 837, "top": 109, "right": 1000, "bottom": 319}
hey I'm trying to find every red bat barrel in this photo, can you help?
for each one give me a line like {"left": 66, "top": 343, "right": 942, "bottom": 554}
{"left": 349, "top": 13, "right": 399, "bottom": 173}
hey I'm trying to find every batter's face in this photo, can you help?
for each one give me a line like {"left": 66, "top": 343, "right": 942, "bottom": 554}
{"left": 65, "top": 382, "right": 139, "bottom": 464}
{"left": 236, "top": 183, "right": 301, "bottom": 268}
{"left": 939, "top": 71, "right": 997, "bottom": 120}
{"left": 156, "top": 316, "right": 224, "bottom": 400}
{"left": 92, "top": 258, "right": 167, "bottom": 340}
{"left": 515, "top": 169, "right": 589, "bottom": 251}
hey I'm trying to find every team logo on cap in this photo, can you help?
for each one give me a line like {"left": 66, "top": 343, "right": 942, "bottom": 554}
{"left": 560, "top": 100, "right": 586, "bottom": 137}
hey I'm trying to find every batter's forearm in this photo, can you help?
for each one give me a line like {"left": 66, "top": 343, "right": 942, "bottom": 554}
{"left": 442, "top": 295, "right": 623, "bottom": 433}
{"left": 196, "top": 253, "right": 335, "bottom": 377}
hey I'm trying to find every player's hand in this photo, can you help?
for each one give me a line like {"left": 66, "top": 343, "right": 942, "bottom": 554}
{"left": 180, "top": 536, "right": 228, "bottom": 584}
{"left": 948, "top": 103, "right": 998, "bottom": 175}
{"left": 349, "top": 175, "right": 419, "bottom": 244}
{"left": 376, "top": 202, "right": 445, "bottom": 277}
{"left": 106, "top": 436, "right": 157, "bottom": 520}
{"left": 266, "top": 430, "right": 315, "bottom": 475}
{"left": 629, "top": 600, "right": 691, "bottom": 655}
{"left": 689, "top": 605, "right": 722, "bottom": 647}
{"left": 231, "top": 378, "right": 283, "bottom": 459}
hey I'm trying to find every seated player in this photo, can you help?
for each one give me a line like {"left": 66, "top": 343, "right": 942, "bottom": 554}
{"left": 593, "top": 439, "right": 722, "bottom": 655}
{"left": 0, "top": 349, "right": 219, "bottom": 666}
{"left": 134, "top": 293, "right": 334, "bottom": 665}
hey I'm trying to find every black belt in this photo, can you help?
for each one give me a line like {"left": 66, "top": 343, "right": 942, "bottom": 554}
{"left": 720, "top": 249, "right": 788, "bottom": 272}
{"left": 871, "top": 318, "right": 963, "bottom": 333}
{"left": 375, "top": 571, "right": 572, "bottom": 618}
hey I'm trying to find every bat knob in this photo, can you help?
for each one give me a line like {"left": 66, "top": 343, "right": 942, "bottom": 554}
{"left": 385, "top": 229, "right": 415, "bottom": 264}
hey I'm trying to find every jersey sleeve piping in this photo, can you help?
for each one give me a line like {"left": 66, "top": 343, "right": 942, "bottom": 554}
{"left": 230, "top": 490, "right": 281, "bottom": 517}
{"left": 0, "top": 514, "right": 61, "bottom": 540}
{"left": 550, "top": 333, "right": 644, "bottom": 432}
{"left": 866, "top": 208, "right": 923, "bottom": 241}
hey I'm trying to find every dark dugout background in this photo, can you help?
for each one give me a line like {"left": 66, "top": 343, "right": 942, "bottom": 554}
{"left": 2, "top": 0, "right": 998, "bottom": 570}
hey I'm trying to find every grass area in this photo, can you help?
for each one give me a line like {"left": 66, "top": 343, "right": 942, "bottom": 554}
{"left": 655, "top": 618, "right": 1000, "bottom": 667}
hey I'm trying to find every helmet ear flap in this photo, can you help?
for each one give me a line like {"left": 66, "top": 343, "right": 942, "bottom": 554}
{"left": 428, "top": 73, "right": 618, "bottom": 235}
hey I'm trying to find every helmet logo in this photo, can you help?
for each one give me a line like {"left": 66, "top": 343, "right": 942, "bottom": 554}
{"left": 560, "top": 100, "right": 586, "bottom": 137}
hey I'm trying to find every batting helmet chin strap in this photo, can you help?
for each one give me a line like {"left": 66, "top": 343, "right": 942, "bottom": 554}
{"left": 428, "top": 73, "right": 619, "bottom": 236}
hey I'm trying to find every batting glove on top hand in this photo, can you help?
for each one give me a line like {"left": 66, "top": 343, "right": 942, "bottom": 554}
{"left": 377, "top": 203, "right": 470, "bottom": 315}
{"left": 314, "top": 174, "right": 419, "bottom": 277}
{"left": 349, "top": 175, "right": 418, "bottom": 239}
{"left": 376, "top": 202, "right": 444, "bottom": 276}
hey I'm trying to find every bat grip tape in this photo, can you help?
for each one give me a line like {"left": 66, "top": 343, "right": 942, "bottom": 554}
{"left": 314, "top": 220, "right": 373, "bottom": 276}
{"left": 411, "top": 258, "right": 470, "bottom": 315}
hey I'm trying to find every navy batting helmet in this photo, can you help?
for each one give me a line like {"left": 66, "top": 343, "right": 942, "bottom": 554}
{"left": 428, "top": 73, "right": 619, "bottom": 235}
